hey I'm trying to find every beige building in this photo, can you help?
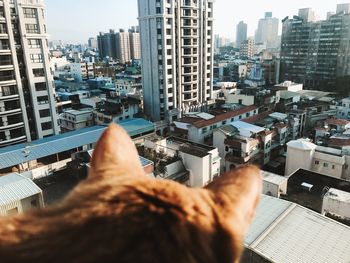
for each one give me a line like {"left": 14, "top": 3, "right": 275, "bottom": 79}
{"left": 285, "top": 139, "right": 350, "bottom": 181}
{"left": 0, "top": 173, "right": 44, "bottom": 215}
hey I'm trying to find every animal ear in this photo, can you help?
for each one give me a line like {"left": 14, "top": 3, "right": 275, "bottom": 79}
{"left": 90, "top": 124, "right": 145, "bottom": 178}
{"left": 206, "top": 165, "right": 262, "bottom": 233}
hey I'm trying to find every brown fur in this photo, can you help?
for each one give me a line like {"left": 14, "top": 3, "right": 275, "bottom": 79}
{"left": 0, "top": 124, "right": 261, "bottom": 263}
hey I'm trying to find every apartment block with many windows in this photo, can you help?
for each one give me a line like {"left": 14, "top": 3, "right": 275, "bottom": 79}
{"left": 138, "top": 0, "right": 214, "bottom": 122}
{"left": 0, "top": 0, "right": 59, "bottom": 147}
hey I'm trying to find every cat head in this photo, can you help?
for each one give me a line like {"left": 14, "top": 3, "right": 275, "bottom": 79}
{"left": 84, "top": 124, "right": 262, "bottom": 263}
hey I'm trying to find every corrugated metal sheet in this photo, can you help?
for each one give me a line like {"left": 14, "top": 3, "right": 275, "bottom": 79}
{"left": 246, "top": 195, "right": 350, "bottom": 262}
{"left": 0, "top": 173, "right": 41, "bottom": 206}
{"left": 0, "top": 119, "right": 155, "bottom": 169}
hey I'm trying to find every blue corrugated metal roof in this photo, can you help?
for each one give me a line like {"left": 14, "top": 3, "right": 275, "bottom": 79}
{"left": 0, "top": 173, "right": 42, "bottom": 205}
{"left": 0, "top": 119, "right": 155, "bottom": 169}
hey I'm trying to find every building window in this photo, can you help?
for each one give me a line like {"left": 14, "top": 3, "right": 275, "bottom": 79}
{"left": 39, "top": 109, "right": 50, "bottom": 118}
{"left": 25, "top": 24, "right": 39, "bottom": 34}
{"left": 202, "top": 127, "right": 208, "bottom": 134}
{"left": 33, "top": 68, "right": 45, "bottom": 77}
{"left": 35, "top": 82, "right": 47, "bottom": 91}
{"left": 41, "top": 121, "right": 52, "bottom": 131}
{"left": 31, "top": 199, "right": 38, "bottom": 208}
{"left": 23, "top": 8, "right": 37, "bottom": 18}
{"left": 323, "top": 163, "right": 328, "bottom": 168}
{"left": 28, "top": 39, "right": 41, "bottom": 48}
{"left": 37, "top": 95, "right": 48, "bottom": 105}
{"left": 156, "top": 7, "right": 161, "bottom": 14}
{"left": 315, "top": 160, "right": 320, "bottom": 165}
{"left": 332, "top": 165, "right": 335, "bottom": 169}
{"left": 30, "top": 54, "right": 43, "bottom": 63}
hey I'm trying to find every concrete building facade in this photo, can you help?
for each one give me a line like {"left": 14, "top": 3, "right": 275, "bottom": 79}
{"left": 280, "top": 4, "right": 350, "bottom": 91}
{"left": 0, "top": 0, "right": 59, "bottom": 147}
{"left": 255, "top": 12, "right": 279, "bottom": 49}
{"left": 138, "top": 0, "right": 214, "bottom": 121}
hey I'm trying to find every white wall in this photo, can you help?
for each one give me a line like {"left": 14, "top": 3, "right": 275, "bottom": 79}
{"left": 285, "top": 147, "right": 315, "bottom": 176}
{"left": 323, "top": 193, "right": 350, "bottom": 220}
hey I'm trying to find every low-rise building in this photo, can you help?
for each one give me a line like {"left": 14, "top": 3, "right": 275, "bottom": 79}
{"left": 70, "top": 62, "right": 95, "bottom": 82}
{"left": 143, "top": 136, "right": 221, "bottom": 187}
{"left": 286, "top": 139, "right": 350, "bottom": 181}
{"left": 94, "top": 92, "right": 140, "bottom": 125}
{"left": 274, "top": 81, "right": 303, "bottom": 92}
{"left": 173, "top": 105, "right": 259, "bottom": 144}
{"left": 322, "top": 188, "right": 350, "bottom": 221}
{"left": 262, "top": 170, "right": 288, "bottom": 198}
{"left": 0, "top": 173, "right": 44, "bottom": 216}
{"left": 59, "top": 109, "right": 94, "bottom": 132}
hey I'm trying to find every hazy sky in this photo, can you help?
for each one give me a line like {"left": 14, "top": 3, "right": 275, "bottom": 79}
{"left": 45, "top": 0, "right": 349, "bottom": 43}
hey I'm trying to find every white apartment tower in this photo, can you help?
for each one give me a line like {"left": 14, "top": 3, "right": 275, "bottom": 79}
{"left": 0, "top": 0, "right": 59, "bottom": 147}
{"left": 138, "top": 0, "right": 214, "bottom": 122}
{"left": 116, "top": 30, "right": 131, "bottom": 63}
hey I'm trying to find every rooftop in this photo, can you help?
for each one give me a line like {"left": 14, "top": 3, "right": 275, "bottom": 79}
{"left": 326, "top": 118, "right": 350, "bottom": 126}
{"left": 176, "top": 106, "right": 258, "bottom": 129}
{"left": 0, "top": 119, "right": 155, "bottom": 169}
{"left": 325, "top": 188, "right": 350, "bottom": 203}
{"left": 245, "top": 195, "right": 350, "bottom": 262}
{"left": 287, "top": 139, "right": 317, "bottom": 151}
{"left": 261, "top": 170, "right": 288, "bottom": 185}
{"left": 0, "top": 173, "right": 42, "bottom": 206}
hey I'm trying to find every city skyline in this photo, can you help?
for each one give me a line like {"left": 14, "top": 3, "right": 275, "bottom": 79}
{"left": 46, "top": 0, "right": 349, "bottom": 43}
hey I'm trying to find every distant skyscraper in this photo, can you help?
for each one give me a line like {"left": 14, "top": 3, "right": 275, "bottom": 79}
{"left": 97, "top": 30, "right": 117, "bottom": 59}
{"left": 0, "top": 0, "right": 59, "bottom": 147}
{"left": 280, "top": 4, "right": 350, "bottom": 91}
{"left": 138, "top": 0, "right": 214, "bottom": 122}
{"left": 97, "top": 29, "right": 140, "bottom": 62}
{"left": 255, "top": 12, "right": 279, "bottom": 49}
{"left": 88, "top": 37, "right": 97, "bottom": 49}
{"left": 236, "top": 21, "right": 247, "bottom": 48}
{"left": 129, "top": 29, "right": 141, "bottom": 60}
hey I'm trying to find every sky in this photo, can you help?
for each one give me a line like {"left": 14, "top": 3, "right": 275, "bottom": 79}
{"left": 45, "top": 0, "right": 349, "bottom": 43}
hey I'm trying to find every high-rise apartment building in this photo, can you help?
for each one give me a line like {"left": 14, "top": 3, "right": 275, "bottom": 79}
{"left": 240, "top": 38, "right": 256, "bottom": 59}
{"left": 129, "top": 27, "right": 141, "bottom": 60}
{"left": 116, "top": 29, "right": 131, "bottom": 63}
{"left": 236, "top": 21, "right": 247, "bottom": 48}
{"left": 138, "top": 0, "right": 214, "bottom": 122}
{"left": 97, "top": 30, "right": 117, "bottom": 59}
{"left": 280, "top": 4, "right": 350, "bottom": 92}
{"left": 97, "top": 28, "right": 140, "bottom": 62}
{"left": 88, "top": 37, "right": 97, "bottom": 49}
{"left": 255, "top": 12, "right": 279, "bottom": 49}
{"left": 0, "top": 0, "right": 59, "bottom": 147}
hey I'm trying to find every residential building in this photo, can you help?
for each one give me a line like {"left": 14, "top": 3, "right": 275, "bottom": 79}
{"left": 0, "top": 0, "right": 59, "bottom": 147}
{"left": 97, "top": 28, "right": 140, "bottom": 62}
{"left": 144, "top": 136, "right": 221, "bottom": 187}
{"left": 255, "top": 12, "right": 279, "bottom": 49}
{"left": 116, "top": 29, "right": 131, "bottom": 63}
{"left": 97, "top": 30, "right": 117, "bottom": 59}
{"left": 138, "top": 0, "right": 214, "bottom": 121}
{"left": 88, "top": 37, "right": 97, "bottom": 49}
{"left": 0, "top": 173, "right": 44, "bottom": 215}
{"left": 173, "top": 105, "right": 258, "bottom": 144}
{"left": 129, "top": 29, "right": 141, "bottom": 60}
{"left": 70, "top": 62, "right": 95, "bottom": 82}
{"left": 59, "top": 109, "right": 94, "bottom": 133}
{"left": 285, "top": 139, "right": 350, "bottom": 181}
{"left": 280, "top": 4, "right": 350, "bottom": 92}
{"left": 240, "top": 38, "right": 256, "bottom": 59}
{"left": 94, "top": 92, "right": 140, "bottom": 125}
{"left": 236, "top": 21, "right": 247, "bottom": 48}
